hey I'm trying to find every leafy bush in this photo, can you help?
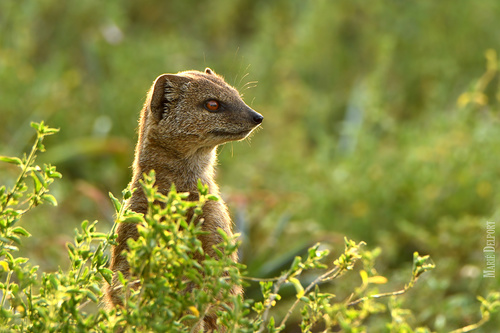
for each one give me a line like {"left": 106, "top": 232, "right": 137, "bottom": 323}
{"left": 1, "top": 123, "right": 499, "bottom": 332}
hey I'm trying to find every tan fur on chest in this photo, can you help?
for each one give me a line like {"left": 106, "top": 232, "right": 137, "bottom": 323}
{"left": 104, "top": 68, "right": 262, "bottom": 331}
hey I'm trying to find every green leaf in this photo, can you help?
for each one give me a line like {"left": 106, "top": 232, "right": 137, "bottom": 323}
{"left": 45, "top": 164, "right": 62, "bottom": 179}
{"left": 290, "top": 256, "right": 301, "bottom": 272}
{"left": 207, "top": 194, "right": 219, "bottom": 201}
{"left": 267, "top": 316, "right": 276, "bottom": 330}
{"left": 216, "top": 228, "right": 229, "bottom": 241}
{"left": 33, "top": 169, "right": 47, "bottom": 187}
{"left": 14, "top": 257, "right": 29, "bottom": 264}
{"left": 48, "top": 274, "right": 59, "bottom": 289}
{"left": 85, "top": 289, "right": 99, "bottom": 303}
{"left": 412, "top": 252, "right": 435, "bottom": 279}
{"left": 0, "top": 156, "right": 22, "bottom": 166}
{"left": 41, "top": 127, "right": 60, "bottom": 135}
{"left": 11, "top": 227, "right": 31, "bottom": 237}
{"left": 31, "top": 121, "right": 59, "bottom": 135}
{"left": 197, "top": 179, "right": 208, "bottom": 195}
{"left": 81, "top": 220, "right": 89, "bottom": 231}
{"left": 42, "top": 194, "right": 58, "bottom": 206}
{"left": 8, "top": 235, "right": 21, "bottom": 245}
{"left": 123, "top": 188, "right": 134, "bottom": 200}
{"left": 0, "top": 236, "right": 12, "bottom": 243}
{"left": 117, "top": 271, "right": 126, "bottom": 286}
{"left": 289, "top": 277, "right": 305, "bottom": 299}
{"left": 38, "top": 143, "right": 46, "bottom": 152}
{"left": 0, "top": 261, "right": 8, "bottom": 272}
{"left": 99, "top": 268, "right": 114, "bottom": 285}
{"left": 67, "top": 287, "right": 82, "bottom": 294}
{"left": 122, "top": 215, "right": 144, "bottom": 223}
{"left": 31, "top": 173, "right": 42, "bottom": 192}
{"left": 3, "top": 243, "right": 19, "bottom": 252}
{"left": 109, "top": 192, "right": 121, "bottom": 213}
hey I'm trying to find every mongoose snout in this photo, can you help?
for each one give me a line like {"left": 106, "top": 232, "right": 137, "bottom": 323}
{"left": 229, "top": 105, "right": 263, "bottom": 134}
{"left": 249, "top": 108, "right": 264, "bottom": 125}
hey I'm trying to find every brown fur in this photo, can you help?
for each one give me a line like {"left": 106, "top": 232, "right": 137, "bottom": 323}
{"left": 104, "top": 68, "right": 263, "bottom": 331}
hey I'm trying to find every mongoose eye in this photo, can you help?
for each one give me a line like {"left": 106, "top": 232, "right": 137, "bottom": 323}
{"left": 205, "top": 100, "right": 220, "bottom": 112}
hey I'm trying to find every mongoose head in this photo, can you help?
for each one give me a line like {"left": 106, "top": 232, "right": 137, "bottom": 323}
{"left": 141, "top": 68, "right": 263, "bottom": 156}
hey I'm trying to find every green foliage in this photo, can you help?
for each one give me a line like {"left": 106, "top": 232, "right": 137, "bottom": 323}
{"left": 110, "top": 171, "right": 250, "bottom": 332}
{"left": 0, "top": 123, "right": 108, "bottom": 331}
{"left": 2, "top": 2, "right": 500, "bottom": 331}
{"left": 1, "top": 124, "right": 499, "bottom": 332}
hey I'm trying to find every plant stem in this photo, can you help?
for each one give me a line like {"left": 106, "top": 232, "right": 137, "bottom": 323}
{"left": 449, "top": 313, "right": 490, "bottom": 333}
{"left": 256, "top": 273, "right": 289, "bottom": 333}
{"left": 347, "top": 288, "right": 407, "bottom": 307}
{"left": 0, "top": 270, "right": 13, "bottom": 308}
{"left": 0, "top": 133, "right": 42, "bottom": 213}
{"left": 278, "top": 266, "right": 342, "bottom": 329}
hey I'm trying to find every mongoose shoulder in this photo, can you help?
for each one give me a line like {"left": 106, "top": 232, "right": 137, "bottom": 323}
{"left": 104, "top": 68, "right": 263, "bottom": 329}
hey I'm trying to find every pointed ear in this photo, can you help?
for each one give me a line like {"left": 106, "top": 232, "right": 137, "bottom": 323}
{"left": 148, "top": 74, "right": 191, "bottom": 121}
{"left": 205, "top": 67, "right": 215, "bottom": 75}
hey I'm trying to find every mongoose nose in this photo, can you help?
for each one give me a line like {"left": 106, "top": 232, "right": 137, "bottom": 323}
{"left": 253, "top": 113, "right": 264, "bottom": 125}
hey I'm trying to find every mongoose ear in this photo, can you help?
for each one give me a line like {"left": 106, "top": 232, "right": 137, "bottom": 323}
{"left": 205, "top": 67, "right": 215, "bottom": 75}
{"left": 148, "top": 74, "right": 191, "bottom": 121}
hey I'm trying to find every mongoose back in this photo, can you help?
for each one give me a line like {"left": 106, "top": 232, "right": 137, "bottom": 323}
{"left": 104, "top": 68, "right": 263, "bottom": 330}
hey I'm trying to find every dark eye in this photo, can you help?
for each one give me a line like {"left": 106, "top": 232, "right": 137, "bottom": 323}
{"left": 205, "top": 100, "right": 220, "bottom": 112}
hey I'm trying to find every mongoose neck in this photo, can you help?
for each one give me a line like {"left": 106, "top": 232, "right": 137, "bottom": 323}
{"left": 131, "top": 141, "right": 218, "bottom": 201}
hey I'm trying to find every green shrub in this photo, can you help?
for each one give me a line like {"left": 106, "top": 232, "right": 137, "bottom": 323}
{"left": 0, "top": 122, "right": 498, "bottom": 332}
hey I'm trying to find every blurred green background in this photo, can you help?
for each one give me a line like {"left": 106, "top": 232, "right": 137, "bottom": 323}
{"left": 1, "top": 0, "right": 499, "bottom": 331}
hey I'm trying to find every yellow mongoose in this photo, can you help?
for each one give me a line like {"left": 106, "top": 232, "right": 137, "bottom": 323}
{"left": 104, "top": 68, "right": 263, "bottom": 330}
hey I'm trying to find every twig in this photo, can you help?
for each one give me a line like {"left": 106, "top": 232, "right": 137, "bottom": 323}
{"left": 1, "top": 132, "right": 41, "bottom": 213}
{"left": 256, "top": 273, "right": 290, "bottom": 333}
{"left": 241, "top": 276, "right": 280, "bottom": 283}
{"left": 449, "top": 313, "right": 490, "bottom": 333}
{"left": 278, "top": 266, "right": 342, "bottom": 329}
{"left": 347, "top": 288, "right": 407, "bottom": 307}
